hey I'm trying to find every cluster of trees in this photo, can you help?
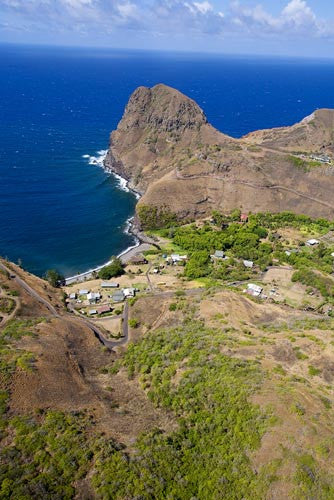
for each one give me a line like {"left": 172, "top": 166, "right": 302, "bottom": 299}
{"left": 137, "top": 204, "right": 179, "bottom": 230}
{"left": 45, "top": 269, "right": 65, "bottom": 287}
{"left": 168, "top": 211, "right": 334, "bottom": 284}
{"left": 279, "top": 242, "right": 334, "bottom": 275}
{"left": 250, "top": 211, "right": 333, "bottom": 233}
{"left": 98, "top": 257, "right": 124, "bottom": 280}
{"left": 292, "top": 269, "right": 334, "bottom": 298}
{"left": 171, "top": 220, "right": 272, "bottom": 279}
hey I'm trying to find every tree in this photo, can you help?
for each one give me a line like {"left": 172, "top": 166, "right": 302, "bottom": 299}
{"left": 98, "top": 257, "right": 124, "bottom": 280}
{"left": 45, "top": 269, "right": 65, "bottom": 287}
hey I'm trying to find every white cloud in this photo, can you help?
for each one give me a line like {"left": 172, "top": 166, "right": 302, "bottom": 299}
{"left": 62, "top": 0, "right": 93, "bottom": 7}
{"left": 229, "top": 0, "right": 329, "bottom": 36}
{"left": 282, "top": 0, "right": 316, "bottom": 26}
{"left": 117, "top": 2, "right": 138, "bottom": 19}
{"left": 0, "top": 0, "right": 333, "bottom": 41}
{"left": 193, "top": 1, "right": 212, "bottom": 15}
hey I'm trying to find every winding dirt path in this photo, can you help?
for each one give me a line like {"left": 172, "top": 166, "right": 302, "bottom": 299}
{"left": 175, "top": 169, "right": 334, "bottom": 210}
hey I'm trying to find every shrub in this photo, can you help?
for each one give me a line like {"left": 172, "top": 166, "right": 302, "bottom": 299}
{"left": 45, "top": 269, "right": 65, "bottom": 287}
{"left": 128, "top": 318, "right": 139, "bottom": 328}
{"left": 98, "top": 257, "right": 124, "bottom": 279}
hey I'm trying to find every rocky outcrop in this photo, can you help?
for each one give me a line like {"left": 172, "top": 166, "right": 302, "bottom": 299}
{"left": 105, "top": 84, "right": 334, "bottom": 221}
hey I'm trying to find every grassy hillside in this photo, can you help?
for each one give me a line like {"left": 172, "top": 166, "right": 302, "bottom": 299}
{"left": 1, "top": 210, "right": 334, "bottom": 499}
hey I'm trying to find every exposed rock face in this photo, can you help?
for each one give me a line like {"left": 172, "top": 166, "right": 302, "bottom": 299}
{"left": 105, "top": 84, "right": 334, "bottom": 221}
{"left": 121, "top": 84, "right": 208, "bottom": 132}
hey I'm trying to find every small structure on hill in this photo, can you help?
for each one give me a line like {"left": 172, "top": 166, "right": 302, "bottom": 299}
{"left": 306, "top": 239, "right": 320, "bottom": 246}
{"left": 246, "top": 283, "right": 263, "bottom": 297}
{"left": 243, "top": 259, "right": 254, "bottom": 268}
{"left": 101, "top": 281, "right": 119, "bottom": 288}
{"left": 87, "top": 292, "right": 101, "bottom": 304}
{"left": 167, "top": 254, "right": 188, "bottom": 265}
{"left": 212, "top": 250, "right": 225, "bottom": 260}
{"left": 130, "top": 254, "right": 148, "bottom": 265}
{"left": 69, "top": 292, "right": 76, "bottom": 300}
{"left": 97, "top": 305, "right": 111, "bottom": 315}
{"left": 310, "top": 153, "right": 331, "bottom": 164}
{"left": 240, "top": 213, "right": 249, "bottom": 223}
{"left": 112, "top": 291, "right": 125, "bottom": 303}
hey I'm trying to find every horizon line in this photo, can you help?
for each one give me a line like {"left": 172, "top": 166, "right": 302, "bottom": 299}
{"left": 1, "top": 40, "right": 334, "bottom": 63}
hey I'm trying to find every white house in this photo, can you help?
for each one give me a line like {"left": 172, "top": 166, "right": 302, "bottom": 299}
{"left": 306, "top": 239, "right": 320, "bottom": 246}
{"left": 69, "top": 292, "right": 76, "bottom": 300}
{"left": 243, "top": 260, "right": 254, "bottom": 268}
{"left": 212, "top": 250, "right": 225, "bottom": 259}
{"left": 246, "top": 283, "right": 263, "bottom": 297}
{"left": 87, "top": 292, "right": 101, "bottom": 304}
{"left": 79, "top": 289, "right": 89, "bottom": 296}
{"left": 123, "top": 287, "right": 136, "bottom": 298}
{"left": 89, "top": 309, "right": 97, "bottom": 315}
{"left": 169, "top": 254, "right": 188, "bottom": 264}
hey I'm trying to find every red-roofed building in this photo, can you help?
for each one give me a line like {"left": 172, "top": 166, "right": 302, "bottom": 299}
{"left": 240, "top": 213, "right": 248, "bottom": 222}
{"left": 97, "top": 305, "right": 111, "bottom": 315}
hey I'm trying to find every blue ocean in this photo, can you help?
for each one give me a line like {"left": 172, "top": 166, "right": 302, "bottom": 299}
{"left": 1, "top": 44, "right": 334, "bottom": 277}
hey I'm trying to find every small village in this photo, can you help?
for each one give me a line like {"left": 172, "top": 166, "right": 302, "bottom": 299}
{"left": 64, "top": 210, "right": 334, "bottom": 344}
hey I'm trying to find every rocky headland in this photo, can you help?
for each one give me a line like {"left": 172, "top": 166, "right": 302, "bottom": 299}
{"left": 105, "top": 83, "right": 334, "bottom": 224}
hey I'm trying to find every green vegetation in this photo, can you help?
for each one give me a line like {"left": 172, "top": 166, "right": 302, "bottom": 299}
{"left": 106, "top": 322, "right": 272, "bottom": 499}
{"left": 163, "top": 217, "right": 271, "bottom": 279}
{"left": 98, "top": 257, "right": 124, "bottom": 279}
{"left": 128, "top": 318, "right": 139, "bottom": 328}
{"left": 155, "top": 211, "right": 334, "bottom": 294}
{"left": 0, "top": 319, "right": 44, "bottom": 383}
{"left": 293, "top": 453, "right": 334, "bottom": 499}
{"left": 292, "top": 269, "right": 334, "bottom": 299}
{"left": 308, "top": 365, "right": 321, "bottom": 377}
{"left": 137, "top": 204, "right": 179, "bottom": 230}
{"left": 0, "top": 411, "right": 99, "bottom": 499}
{"left": 289, "top": 155, "right": 322, "bottom": 171}
{"left": 0, "top": 317, "right": 275, "bottom": 499}
{"left": 45, "top": 269, "right": 65, "bottom": 287}
{"left": 0, "top": 298, "right": 15, "bottom": 314}
{"left": 1, "top": 305, "right": 333, "bottom": 497}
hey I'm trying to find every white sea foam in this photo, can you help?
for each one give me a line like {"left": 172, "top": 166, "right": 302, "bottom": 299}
{"left": 83, "top": 149, "right": 108, "bottom": 167}
{"left": 82, "top": 148, "right": 141, "bottom": 199}
{"left": 113, "top": 172, "right": 130, "bottom": 193}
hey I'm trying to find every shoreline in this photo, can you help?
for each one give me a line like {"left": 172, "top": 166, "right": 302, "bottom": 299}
{"left": 65, "top": 151, "right": 157, "bottom": 285}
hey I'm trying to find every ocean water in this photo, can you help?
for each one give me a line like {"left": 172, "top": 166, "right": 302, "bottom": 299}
{"left": 1, "top": 44, "right": 334, "bottom": 277}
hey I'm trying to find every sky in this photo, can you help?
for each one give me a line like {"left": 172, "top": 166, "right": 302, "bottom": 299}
{"left": 1, "top": 0, "right": 334, "bottom": 57}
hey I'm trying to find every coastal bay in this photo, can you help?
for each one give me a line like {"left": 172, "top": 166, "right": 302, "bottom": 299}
{"left": 2, "top": 44, "right": 334, "bottom": 277}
